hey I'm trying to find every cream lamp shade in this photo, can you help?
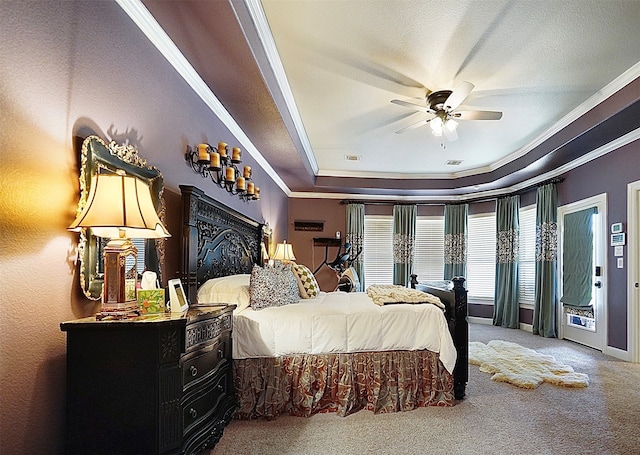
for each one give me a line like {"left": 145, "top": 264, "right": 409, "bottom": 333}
{"left": 69, "top": 171, "right": 170, "bottom": 240}
{"left": 272, "top": 241, "right": 296, "bottom": 262}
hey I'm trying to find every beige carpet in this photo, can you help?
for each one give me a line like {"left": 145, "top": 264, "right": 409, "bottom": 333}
{"left": 209, "top": 322, "right": 640, "bottom": 455}
{"left": 469, "top": 339, "right": 589, "bottom": 388}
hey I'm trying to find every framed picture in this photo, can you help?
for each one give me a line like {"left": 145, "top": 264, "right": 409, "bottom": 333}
{"left": 168, "top": 279, "right": 189, "bottom": 314}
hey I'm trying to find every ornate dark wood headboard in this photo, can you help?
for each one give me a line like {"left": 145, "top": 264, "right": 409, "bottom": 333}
{"left": 180, "top": 185, "right": 263, "bottom": 302}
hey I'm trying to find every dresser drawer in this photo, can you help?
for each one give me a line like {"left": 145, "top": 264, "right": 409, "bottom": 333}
{"left": 182, "top": 368, "right": 230, "bottom": 434}
{"left": 182, "top": 338, "right": 228, "bottom": 389}
{"left": 185, "top": 313, "right": 232, "bottom": 353}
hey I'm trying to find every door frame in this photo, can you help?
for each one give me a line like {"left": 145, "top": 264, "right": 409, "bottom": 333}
{"left": 628, "top": 180, "right": 640, "bottom": 363}
{"left": 557, "top": 193, "right": 608, "bottom": 351}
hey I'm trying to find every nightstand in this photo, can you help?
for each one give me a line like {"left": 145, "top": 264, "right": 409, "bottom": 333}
{"left": 61, "top": 304, "right": 236, "bottom": 454}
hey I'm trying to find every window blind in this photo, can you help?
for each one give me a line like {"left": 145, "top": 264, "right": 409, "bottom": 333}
{"left": 414, "top": 217, "right": 445, "bottom": 281}
{"left": 518, "top": 204, "right": 536, "bottom": 304}
{"left": 467, "top": 213, "right": 496, "bottom": 300}
{"left": 364, "top": 215, "right": 394, "bottom": 285}
{"left": 124, "top": 238, "right": 147, "bottom": 276}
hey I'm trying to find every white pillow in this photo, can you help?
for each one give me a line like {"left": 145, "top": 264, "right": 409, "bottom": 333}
{"left": 197, "top": 274, "right": 251, "bottom": 312}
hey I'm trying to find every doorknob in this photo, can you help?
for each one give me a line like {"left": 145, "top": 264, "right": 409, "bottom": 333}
{"left": 594, "top": 281, "right": 602, "bottom": 288}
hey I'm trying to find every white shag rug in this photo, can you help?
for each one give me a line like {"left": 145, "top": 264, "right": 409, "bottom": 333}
{"left": 469, "top": 340, "right": 589, "bottom": 389}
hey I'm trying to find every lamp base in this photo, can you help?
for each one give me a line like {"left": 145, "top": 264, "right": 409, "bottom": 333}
{"left": 102, "top": 237, "right": 139, "bottom": 317}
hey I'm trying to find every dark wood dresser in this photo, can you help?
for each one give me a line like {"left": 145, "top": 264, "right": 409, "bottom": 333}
{"left": 61, "top": 304, "right": 236, "bottom": 454}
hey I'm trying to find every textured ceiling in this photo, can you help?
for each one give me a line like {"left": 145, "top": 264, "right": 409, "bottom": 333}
{"left": 143, "top": 0, "right": 640, "bottom": 200}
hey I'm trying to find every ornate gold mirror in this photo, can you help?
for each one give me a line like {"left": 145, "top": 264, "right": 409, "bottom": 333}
{"left": 75, "top": 135, "right": 166, "bottom": 300}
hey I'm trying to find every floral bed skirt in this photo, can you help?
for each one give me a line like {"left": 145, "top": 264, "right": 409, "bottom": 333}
{"left": 233, "top": 349, "right": 454, "bottom": 419}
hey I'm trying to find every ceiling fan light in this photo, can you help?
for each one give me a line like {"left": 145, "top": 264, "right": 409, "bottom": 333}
{"left": 431, "top": 128, "right": 443, "bottom": 137}
{"left": 430, "top": 116, "right": 443, "bottom": 131}
{"left": 445, "top": 118, "right": 458, "bottom": 132}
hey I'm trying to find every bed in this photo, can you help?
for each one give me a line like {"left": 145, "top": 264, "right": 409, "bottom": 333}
{"left": 180, "top": 185, "right": 468, "bottom": 419}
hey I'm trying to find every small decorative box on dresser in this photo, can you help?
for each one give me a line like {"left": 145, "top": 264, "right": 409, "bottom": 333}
{"left": 60, "top": 304, "right": 236, "bottom": 455}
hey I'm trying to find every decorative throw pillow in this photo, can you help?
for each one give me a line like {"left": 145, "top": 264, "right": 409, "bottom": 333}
{"left": 292, "top": 263, "right": 320, "bottom": 299}
{"left": 249, "top": 262, "right": 299, "bottom": 310}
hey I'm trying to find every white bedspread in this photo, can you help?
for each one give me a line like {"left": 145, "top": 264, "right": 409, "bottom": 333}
{"left": 233, "top": 291, "right": 457, "bottom": 374}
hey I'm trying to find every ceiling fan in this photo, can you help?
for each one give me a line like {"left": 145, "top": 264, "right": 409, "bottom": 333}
{"left": 391, "top": 81, "right": 502, "bottom": 141}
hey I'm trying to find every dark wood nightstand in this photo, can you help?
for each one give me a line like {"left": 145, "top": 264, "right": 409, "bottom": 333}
{"left": 61, "top": 304, "right": 236, "bottom": 454}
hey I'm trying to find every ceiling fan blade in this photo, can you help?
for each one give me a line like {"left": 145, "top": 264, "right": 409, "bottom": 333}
{"left": 454, "top": 110, "right": 503, "bottom": 120}
{"left": 391, "top": 99, "right": 432, "bottom": 113}
{"left": 395, "top": 119, "right": 430, "bottom": 134}
{"left": 444, "top": 81, "right": 475, "bottom": 110}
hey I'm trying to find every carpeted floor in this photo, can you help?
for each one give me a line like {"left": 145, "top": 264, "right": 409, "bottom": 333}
{"left": 209, "top": 322, "right": 640, "bottom": 455}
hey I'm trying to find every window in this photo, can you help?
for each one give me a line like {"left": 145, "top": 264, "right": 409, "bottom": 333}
{"left": 414, "top": 217, "right": 445, "bottom": 281}
{"left": 518, "top": 205, "right": 536, "bottom": 305}
{"left": 467, "top": 212, "right": 496, "bottom": 301}
{"left": 364, "top": 215, "right": 445, "bottom": 285}
{"left": 364, "top": 215, "right": 393, "bottom": 285}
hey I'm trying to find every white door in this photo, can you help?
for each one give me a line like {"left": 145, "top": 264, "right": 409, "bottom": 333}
{"left": 629, "top": 180, "right": 640, "bottom": 363}
{"left": 558, "top": 194, "right": 607, "bottom": 351}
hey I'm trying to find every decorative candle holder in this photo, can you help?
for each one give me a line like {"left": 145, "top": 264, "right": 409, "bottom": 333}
{"left": 185, "top": 143, "right": 260, "bottom": 202}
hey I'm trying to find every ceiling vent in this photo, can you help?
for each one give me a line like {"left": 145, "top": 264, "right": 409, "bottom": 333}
{"left": 445, "top": 160, "right": 463, "bottom": 166}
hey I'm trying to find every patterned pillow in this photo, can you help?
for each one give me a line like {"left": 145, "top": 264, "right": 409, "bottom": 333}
{"left": 292, "top": 263, "right": 320, "bottom": 299}
{"left": 249, "top": 262, "right": 299, "bottom": 310}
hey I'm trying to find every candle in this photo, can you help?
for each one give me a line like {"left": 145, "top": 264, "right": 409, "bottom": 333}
{"left": 236, "top": 176, "right": 246, "bottom": 191}
{"left": 246, "top": 182, "right": 255, "bottom": 195}
{"left": 210, "top": 151, "right": 220, "bottom": 169}
{"left": 243, "top": 165, "right": 252, "bottom": 179}
{"left": 225, "top": 167, "right": 235, "bottom": 182}
{"left": 197, "top": 144, "right": 209, "bottom": 161}
{"left": 232, "top": 147, "right": 241, "bottom": 162}
{"left": 217, "top": 142, "right": 227, "bottom": 157}
{"left": 254, "top": 187, "right": 260, "bottom": 199}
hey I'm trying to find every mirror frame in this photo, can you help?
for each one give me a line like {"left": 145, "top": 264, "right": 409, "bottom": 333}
{"left": 75, "top": 135, "right": 166, "bottom": 300}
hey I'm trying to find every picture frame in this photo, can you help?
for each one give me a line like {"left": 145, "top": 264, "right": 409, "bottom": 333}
{"left": 168, "top": 278, "right": 189, "bottom": 314}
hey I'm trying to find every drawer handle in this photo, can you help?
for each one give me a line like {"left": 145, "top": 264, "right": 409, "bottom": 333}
{"left": 190, "top": 408, "right": 197, "bottom": 419}
{"left": 218, "top": 349, "right": 223, "bottom": 358}
{"left": 190, "top": 366, "right": 198, "bottom": 377}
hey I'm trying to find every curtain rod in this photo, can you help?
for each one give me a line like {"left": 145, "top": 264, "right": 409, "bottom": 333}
{"left": 339, "top": 177, "right": 564, "bottom": 206}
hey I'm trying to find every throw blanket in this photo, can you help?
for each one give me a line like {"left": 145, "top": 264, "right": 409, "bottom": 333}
{"left": 367, "top": 285, "right": 444, "bottom": 308}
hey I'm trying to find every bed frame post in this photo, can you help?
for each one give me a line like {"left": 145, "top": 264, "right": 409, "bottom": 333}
{"left": 410, "top": 274, "right": 468, "bottom": 400}
{"left": 180, "top": 185, "right": 200, "bottom": 302}
{"left": 451, "top": 276, "right": 468, "bottom": 400}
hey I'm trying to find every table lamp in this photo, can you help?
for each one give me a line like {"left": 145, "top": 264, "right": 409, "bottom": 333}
{"left": 272, "top": 240, "right": 296, "bottom": 263}
{"left": 69, "top": 170, "right": 170, "bottom": 316}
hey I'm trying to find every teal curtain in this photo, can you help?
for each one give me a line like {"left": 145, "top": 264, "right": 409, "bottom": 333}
{"left": 444, "top": 204, "right": 468, "bottom": 280}
{"left": 493, "top": 195, "right": 520, "bottom": 328}
{"left": 561, "top": 207, "right": 598, "bottom": 308}
{"left": 393, "top": 204, "right": 416, "bottom": 286}
{"left": 533, "top": 183, "right": 558, "bottom": 338}
{"left": 346, "top": 203, "right": 365, "bottom": 289}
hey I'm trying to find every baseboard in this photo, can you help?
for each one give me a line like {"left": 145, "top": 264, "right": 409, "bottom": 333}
{"left": 604, "top": 345, "right": 630, "bottom": 361}
{"left": 519, "top": 323, "right": 533, "bottom": 332}
{"left": 468, "top": 316, "right": 492, "bottom": 325}
{"left": 468, "top": 317, "right": 534, "bottom": 333}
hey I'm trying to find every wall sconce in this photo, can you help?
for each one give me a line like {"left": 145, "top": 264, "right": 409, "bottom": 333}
{"left": 185, "top": 142, "right": 260, "bottom": 202}
{"left": 69, "top": 171, "right": 171, "bottom": 318}
{"left": 272, "top": 240, "right": 296, "bottom": 263}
